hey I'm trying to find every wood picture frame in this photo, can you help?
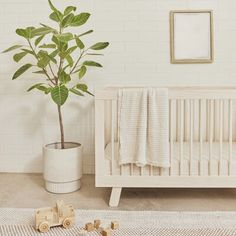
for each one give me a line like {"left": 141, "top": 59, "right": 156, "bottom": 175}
{"left": 170, "top": 10, "right": 214, "bottom": 64}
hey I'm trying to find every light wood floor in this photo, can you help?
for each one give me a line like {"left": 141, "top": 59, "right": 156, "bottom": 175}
{"left": 1, "top": 173, "right": 236, "bottom": 210}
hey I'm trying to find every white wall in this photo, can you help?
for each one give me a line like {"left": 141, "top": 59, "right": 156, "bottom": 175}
{"left": 0, "top": 0, "right": 236, "bottom": 174}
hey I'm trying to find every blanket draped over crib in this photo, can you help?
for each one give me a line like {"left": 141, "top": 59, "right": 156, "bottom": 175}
{"left": 118, "top": 88, "right": 170, "bottom": 168}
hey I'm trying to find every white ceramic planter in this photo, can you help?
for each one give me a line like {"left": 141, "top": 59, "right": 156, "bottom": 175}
{"left": 43, "top": 142, "right": 82, "bottom": 194}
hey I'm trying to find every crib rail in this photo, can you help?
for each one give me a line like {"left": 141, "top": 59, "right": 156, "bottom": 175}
{"left": 95, "top": 87, "right": 236, "bottom": 188}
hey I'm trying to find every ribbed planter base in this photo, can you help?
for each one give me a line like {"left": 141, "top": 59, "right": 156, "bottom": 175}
{"left": 45, "top": 179, "right": 81, "bottom": 194}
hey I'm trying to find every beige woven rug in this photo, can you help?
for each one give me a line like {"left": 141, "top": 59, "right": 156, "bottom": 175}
{"left": 1, "top": 209, "right": 236, "bottom": 236}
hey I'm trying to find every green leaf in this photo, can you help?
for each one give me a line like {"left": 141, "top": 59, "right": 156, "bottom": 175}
{"left": 68, "top": 46, "right": 77, "bottom": 56}
{"left": 78, "top": 30, "right": 93, "bottom": 37}
{"left": 72, "top": 68, "right": 82, "bottom": 74}
{"left": 66, "top": 46, "right": 77, "bottom": 55}
{"left": 75, "top": 37, "right": 84, "bottom": 49}
{"left": 26, "top": 27, "right": 36, "bottom": 39}
{"left": 35, "top": 35, "right": 45, "bottom": 46}
{"left": 13, "top": 51, "right": 28, "bottom": 62}
{"left": 12, "top": 64, "right": 33, "bottom": 80}
{"left": 33, "top": 70, "right": 45, "bottom": 74}
{"left": 63, "top": 64, "right": 71, "bottom": 71}
{"left": 61, "top": 42, "right": 68, "bottom": 52}
{"left": 47, "top": 1, "right": 63, "bottom": 22}
{"left": 50, "top": 12, "right": 59, "bottom": 22}
{"left": 70, "top": 88, "right": 84, "bottom": 96}
{"left": 61, "top": 13, "right": 74, "bottom": 28}
{"left": 52, "top": 35, "right": 59, "bottom": 45}
{"left": 59, "top": 71, "right": 71, "bottom": 84}
{"left": 59, "top": 46, "right": 76, "bottom": 58}
{"left": 16, "top": 28, "right": 28, "bottom": 38}
{"left": 21, "top": 49, "right": 34, "bottom": 55}
{"left": 37, "top": 59, "right": 48, "bottom": 68}
{"left": 50, "top": 49, "right": 59, "bottom": 58}
{"left": 44, "top": 87, "right": 52, "bottom": 94}
{"left": 70, "top": 13, "right": 90, "bottom": 27}
{"left": 27, "top": 83, "right": 44, "bottom": 92}
{"left": 79, "top": 66, "right": 87, "bottom": 79}
{"left": 32, "top": 27, "right": 56, "bottom": 36}
{"left": 64, "top": 6, "right": 76, "bottom": 15}
{"left": 83, "top": 60, "right": 102, "bottom": 67}
{"left": 48, "top": 0, "right": 58, "bottom": 12}
{"left": 90, "top": 42, "right": 109, "bottom": 50}
{"left": 15, "top": 27, "right": 35, "bottom": 39}
{"left": 36, "top": 85, "right": 51, "bottom": 94}
{"left": 49, "top": 11, "right": 63, "bottom": 22}
{"left": 76, "top": 83, "right": 88, "bottom": 92}
{"left": 76, "top": 83, "right": 94, "bottom": 96}
{"left": 38, "top": 50, "right": 47, "bottom": 58}
{"left": 51, "top": 85, "right": 69, "bottom": 106}
{"left": 65, "top": 55, "right": 73, "bottom": 67}
{"left": 86, "top": 90, "right": 94, "bottom": 96}
{"left": 37, "top": 50, "right": 58, "bottom": 68}
{"left": 39, "top": 44, "right": 56, "bottom": 49}
{"left": 2, "top": 45, "right": 23, "bottom": 53}
{"left": 55, "top": 33, "right": 73, "bottom": 43}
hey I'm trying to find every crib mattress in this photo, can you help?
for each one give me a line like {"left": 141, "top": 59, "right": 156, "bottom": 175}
{"left": 105, "top": 142, "right": 236, "bottom": 176}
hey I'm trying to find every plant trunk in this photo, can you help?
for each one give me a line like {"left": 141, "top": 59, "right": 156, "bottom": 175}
{"left": 57, "top": 105, "right": 65, "bottom": 149}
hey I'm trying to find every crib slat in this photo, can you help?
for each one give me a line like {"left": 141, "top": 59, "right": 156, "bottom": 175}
{"left": 130, "top": 164, "right": 134, "bottom": 176}
{"left": 184, "top": 100, "right": 190, "bottom": 141}
{"left": 199, "top": 100, "right": 203, "bottom": 176}
{"left": 206, "top": 99, "right": 209, "bottom": 142}
{"left": 111, "top": 100, "right": 116, "bottom": 175}
{"left": 209, "top": 100, "right": 214, "bottom": 176}
{"left": 149, "top": 165, "right": 153, "bottom": 176}
{"left": 176, "top": 100, "right": 178, "bottom": 141}
{"left": 190, "top": 100, "right": 193, "bottom": 176}
{"left": 179, "top": 100, "right": 184, "bottom": 175}
{"left": 215, "top": 100, "right": 220, "bottom": 142}
{"left": 140, "top": 167, "right": 143, "bottom": 176}
{"left": 219, "top": 100, "right": 223, "bottom": 175}
{"left": 229, "top": 99, "right": 233, "bottom": 175}
{"left": 169, "top": 100, "right": 173, "bottom": 176}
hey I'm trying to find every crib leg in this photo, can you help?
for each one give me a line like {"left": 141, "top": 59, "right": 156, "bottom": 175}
{"left": 109, "top": 187, "right": 122, "bottom": 207}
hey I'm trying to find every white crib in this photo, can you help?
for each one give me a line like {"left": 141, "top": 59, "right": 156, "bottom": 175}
{"left": 95, "top": 87, "right": 236, "bottom": 207}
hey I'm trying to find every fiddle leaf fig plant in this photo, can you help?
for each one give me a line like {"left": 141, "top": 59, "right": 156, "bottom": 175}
{"left": 2, "top": 0, "right": 109, "bottom": 149}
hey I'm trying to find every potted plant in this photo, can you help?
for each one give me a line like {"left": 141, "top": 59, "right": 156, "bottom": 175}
{"left": 2, "top": 0, "right": 109, "bottom": 193}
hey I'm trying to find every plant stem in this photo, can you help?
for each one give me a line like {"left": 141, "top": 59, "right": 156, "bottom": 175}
{"left": 70, "top": 48, "right": 88, "bottom": 74}
{"left": 57, "top": 105, "right": 65, "bottom": 149}
{"left": 49, "top": 62, "right": 56, "bottom": 78}
{"left": 56, "top": 26, "right": 65, "bottom": 149}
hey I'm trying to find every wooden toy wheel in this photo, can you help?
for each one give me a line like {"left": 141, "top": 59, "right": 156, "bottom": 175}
{"left": 38, "top": 221, "right": 50, "bottom": 233}
{"left": 63, "top": 218, "right": 73, "bottom": 229}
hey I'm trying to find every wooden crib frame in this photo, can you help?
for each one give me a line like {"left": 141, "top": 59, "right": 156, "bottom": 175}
{"left": 95, "top": 86, "right": 236, "bottom": 207}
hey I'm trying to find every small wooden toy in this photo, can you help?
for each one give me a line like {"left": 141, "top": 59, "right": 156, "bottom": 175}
{"left": 101, "top": 228, "right": 111, "bottom": 236}
{"left": 85, "top": 222, "right": 94, "bottom": 232}
{"left": 35, "top": 200, "right": 75, "bottom": 233}
{"left": 94, "top": 219, "right": 101, "bottom": 229}
{"left": 111, "top": 220, "right": 119, "bottom": 230}
{"left": 97, "top": 222, "right": 109, "bottom": 233}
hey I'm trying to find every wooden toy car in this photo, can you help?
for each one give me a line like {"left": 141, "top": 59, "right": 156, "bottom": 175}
{"left": 35, "top": 200, "right": 75, "bottom": 233}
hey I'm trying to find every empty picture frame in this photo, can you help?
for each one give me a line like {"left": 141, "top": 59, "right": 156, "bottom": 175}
{"left": 170, "top": 10, "right": 214, "bottom": 64}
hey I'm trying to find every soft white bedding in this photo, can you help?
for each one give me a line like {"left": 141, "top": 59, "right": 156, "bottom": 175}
{"left": 118, "top": 88, "right": 169, "bottom": 167}
{"left": 105, "top": 141, "right": 236, "bottom": 176}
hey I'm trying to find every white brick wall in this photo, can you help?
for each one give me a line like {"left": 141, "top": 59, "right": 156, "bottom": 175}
{"left": 0, "top": 0, "right": 236, "bottom": 174}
